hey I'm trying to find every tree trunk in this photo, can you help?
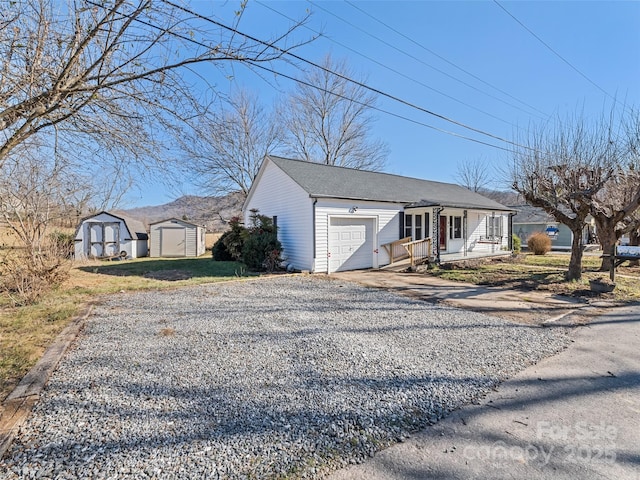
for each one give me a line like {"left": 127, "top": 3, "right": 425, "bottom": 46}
{"left": 594, "top": 216, "right": 620, "bottom": 272}
{"left": 567, "top": 227, "right": 584, "bottom": 281}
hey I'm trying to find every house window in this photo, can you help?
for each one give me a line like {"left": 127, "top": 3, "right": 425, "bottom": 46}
{"left": 449, "top": 216, "right": 462, "bottom": 239}
{"left": 404, "top": 214, "right": 412, "bottom": 238}
{"left": 486, "top": 215, "right": 503, "bottom": 238}
{"left": 415, "top": 214, "right": 422, "bottom": 240}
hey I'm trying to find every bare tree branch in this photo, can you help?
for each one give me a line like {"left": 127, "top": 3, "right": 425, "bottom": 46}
{"left": 279, "top": 54, "right": 388, "bottom": 171}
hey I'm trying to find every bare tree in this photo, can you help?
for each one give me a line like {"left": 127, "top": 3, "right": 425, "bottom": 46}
{"left": 0, "top": 0, "right": 308, "bottom": 299}
{"left": 279, "top": 54, "right": 388, "bottom": 170}
{"left": 0, "top": 149, "right": 94, "bottom": 303}
{"left": 510, "top": 113, "right": 618, "bottom": 280}
{"left": 455, "top": 158, "right": 493, "bottom": 192}
{"left": 590, "top": 166, "right": 640, "bottom": 270}
{"left": 178, "top": 89, "right": 283, "bottom": 198}
{"left": 0, "top": 0, "right": 308, "bottom": 183}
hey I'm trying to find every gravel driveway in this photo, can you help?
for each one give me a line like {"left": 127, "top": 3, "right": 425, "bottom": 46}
{"left": 1, "top": 276, "right": 569, "bottom": 479}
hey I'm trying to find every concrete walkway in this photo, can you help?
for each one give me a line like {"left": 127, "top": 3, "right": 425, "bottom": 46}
{"left": 331, "top": 269, "right": 591, "bottom": 325}
{"left": 327, "top": 274, "right": 640, "bottom": 480}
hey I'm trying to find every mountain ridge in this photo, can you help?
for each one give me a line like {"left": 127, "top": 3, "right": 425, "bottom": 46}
{"left": 116, "top": 192, "right": 243, "bottom": 232}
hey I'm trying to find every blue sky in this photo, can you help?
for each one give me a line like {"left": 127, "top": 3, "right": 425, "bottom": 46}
{"left": 129, "top": 0, "right": 640, "bottom": 207}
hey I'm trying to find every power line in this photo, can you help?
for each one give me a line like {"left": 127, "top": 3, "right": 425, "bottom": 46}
{"left": 344, "top": 0, "right": 549, "bottom": 118}
{"left": 308, "top": 0, "right": 545, "bottom": 120}
{"left": 245, "top": 60, "right": 514, "bottom": 152}
{"left": 493, "top": 0, "right": 615, "bottom": 102}
{"left": 256, "top": 0, "right": 525, "bottom": 131}
{"left": 162, "top": 0, "right": 533, "bottom": 151}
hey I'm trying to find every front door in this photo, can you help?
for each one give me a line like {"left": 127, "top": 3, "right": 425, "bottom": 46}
{"left": 439, "top": 216, "right": 447, "bottom": 251}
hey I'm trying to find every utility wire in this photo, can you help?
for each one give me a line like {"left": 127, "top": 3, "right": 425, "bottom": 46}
{"left": 162, "top": 0, "right": 533, "bottom": 151}
{"left": 245, "top": 60, "right": 514, "bottom": 152}
{"left": 256, "top": 0, "right": 525, "bottom": 131}
{"left": 85, "top": 0, "right": 527, "bottom": 152}
{"left": 309, "top": 0, "right": 545, "bottom": 120}
{"left": 345, "top": 0, "right": 548, "bottom": 118}
{"left": 493, "top": 0, "right": 615, "bottom": 103}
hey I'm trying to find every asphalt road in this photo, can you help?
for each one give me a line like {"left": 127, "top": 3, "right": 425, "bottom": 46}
{"left": 328, "top": 304, "right": 640, "bottom": 480}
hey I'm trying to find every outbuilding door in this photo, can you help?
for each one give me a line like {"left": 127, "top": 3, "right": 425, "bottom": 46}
{"left": 88, "top": 222, "right": 120, "bottom": 257}
{"left": 328, "top": 217, "right": 375, "bottom": 273}
{"left": 160, "top": 227, "right": 186, "bottom": 257}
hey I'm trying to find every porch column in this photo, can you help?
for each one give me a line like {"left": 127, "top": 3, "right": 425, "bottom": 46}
{"left": 433, "top": 207, "right": 443, "bottom": 263}
{"left": 463, "top": 210, "right": 468, "bottom": 257}
{"left": 508, "top": 212, "right": 515, "bottom": 251}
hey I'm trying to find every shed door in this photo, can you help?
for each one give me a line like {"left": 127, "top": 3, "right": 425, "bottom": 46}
{"left": 88, "top": 222, "right": 119, "bottom": 257}
{"left": 161, "top": 227, "right": 186, "bottom": 257}
{"left": 328, "top": 217, "right": 374, "bottom": 273}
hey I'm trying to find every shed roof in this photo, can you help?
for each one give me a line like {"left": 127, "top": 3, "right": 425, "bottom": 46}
{"left": 267, "top": 156, "right": 512, "bottom": 212}
{"left": 149, "top": 218, "right": 204, "bottom": 228}
{"left": 77, "top": 211, "right": 148, "bottom": 240}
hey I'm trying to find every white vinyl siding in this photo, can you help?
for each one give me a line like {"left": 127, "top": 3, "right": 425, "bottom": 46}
{"left": 243, "top": 161, "right": 313, "bottom": 271}
{"left": 468, "top": 212, "right": 509, "bottom": 253}
{"left": 314, "top": 198, "right": 401, "bottom": 273}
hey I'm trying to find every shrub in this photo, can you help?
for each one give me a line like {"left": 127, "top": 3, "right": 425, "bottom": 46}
{"left": 212, "top": 231, "right": 234, "bottom": 261}
{"left": 512, "top": 234, "right": 522, "bottom": 255}
{"left": 0, "top": 247, "right": 71, "bottom": 305}
{"left": 241, "top": 210, "right": 283, "bottom": 272}
{"left": 221, "top": 216, "right": 247, "bottom": 261}
{"left": 49, "top": 231, "right": 75, "bottom": 258}
{"left": 241, "top": 231, "right": 282, "bottom": 271}
{"left": 527, "top": 232, "right": 551, "bottom": 255}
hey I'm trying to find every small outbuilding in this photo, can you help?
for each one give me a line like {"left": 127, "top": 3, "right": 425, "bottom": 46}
{"left": 512, "top": 204, "right": 597, "bottom": 250}
{"left": 149, "top": 218, "right": 206, "bottom": 258}
{"left": 74, "top": 211, "right": 149, "bottom": 259}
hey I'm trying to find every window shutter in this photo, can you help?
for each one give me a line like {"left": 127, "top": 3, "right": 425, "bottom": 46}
{"left": 399, "top": 212, "right": 405, "bottom": 239}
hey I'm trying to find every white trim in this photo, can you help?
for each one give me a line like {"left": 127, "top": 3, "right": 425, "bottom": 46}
{"left": 326, "top": 215, "right": 379, "bottom": 274}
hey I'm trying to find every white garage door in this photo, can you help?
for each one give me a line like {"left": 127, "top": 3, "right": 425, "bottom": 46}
{"left": 329, "top": 217, "right": 375, "bottom": 272}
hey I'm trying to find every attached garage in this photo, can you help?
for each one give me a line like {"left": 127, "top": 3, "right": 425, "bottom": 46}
{"left": 243, "top": 156, "right": 513, "bottom": 273}
{"left": 328, "top": 217, "right": 376, "bottom": 273}
{"left": 74, "top": 211, "right": 148, "bottom": 259}
{"left": 149, "top": 218, "right": 206, "bottom": 258}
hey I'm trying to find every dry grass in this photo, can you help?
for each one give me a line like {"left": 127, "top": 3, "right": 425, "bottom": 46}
{"left": 0, "top": 255, "right": 250, "bottom": 401}
{"left": 432, "top": 253, "right": 640, "bottom": 301}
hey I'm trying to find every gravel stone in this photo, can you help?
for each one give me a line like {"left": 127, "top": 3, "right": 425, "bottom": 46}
{"left": 1, "top": 276, "right": 570, "bottom": 478}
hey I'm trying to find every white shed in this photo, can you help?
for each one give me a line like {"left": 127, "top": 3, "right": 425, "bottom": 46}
{"left": 244, "top": 156, "right": 514, "bottom": 273}
{"left": 149, "top": 218, "right": 206, "bottom": 258}
{"left": 74, "top": 211, "right": 149, "bottom": 259}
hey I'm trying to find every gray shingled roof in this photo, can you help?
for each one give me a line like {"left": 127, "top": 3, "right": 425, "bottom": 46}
{"left": 76, "top": 211, "right": 149, "bottom": 240}
{"left": 268, "top": 156, "right": 512, "bottom": 211}
{"left": 511, "top": 204, "right": 555, "bottom": 224}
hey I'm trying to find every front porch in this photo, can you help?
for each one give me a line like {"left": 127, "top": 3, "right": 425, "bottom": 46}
{"left": 381, "top": 245, "right": 511, "bottom": 271}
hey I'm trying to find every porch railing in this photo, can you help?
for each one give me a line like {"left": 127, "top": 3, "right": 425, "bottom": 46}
{"left": 381, "top": 236, "right": 411, "bottom": 264}
{"left": 382, "top": 236, "right": 432, "bottom": 267}
{"left": 402, "top": 237, "right": 432, "bottom": 267}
